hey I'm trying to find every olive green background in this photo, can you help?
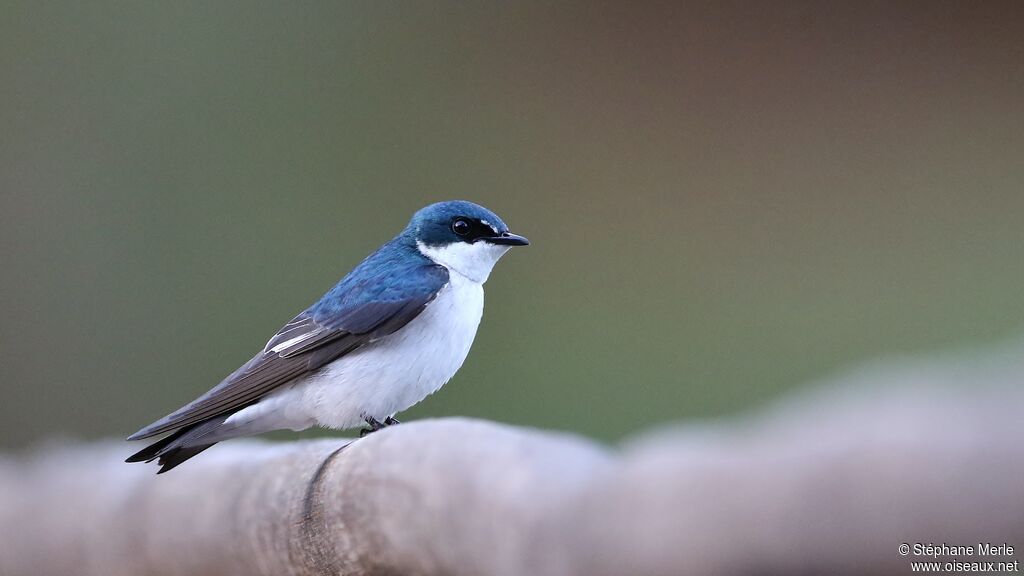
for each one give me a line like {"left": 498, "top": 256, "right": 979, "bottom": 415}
{"left": 2, "top": 2, "right": 1023, "bottom": 448}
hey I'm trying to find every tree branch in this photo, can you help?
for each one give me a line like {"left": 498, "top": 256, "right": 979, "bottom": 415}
{"left": 2, "top": 353, "right": 1023, "bottom": 575}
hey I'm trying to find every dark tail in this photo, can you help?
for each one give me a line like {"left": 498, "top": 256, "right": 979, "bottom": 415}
{"left": 126, "top": 413, "right": 230, "bottom": 474}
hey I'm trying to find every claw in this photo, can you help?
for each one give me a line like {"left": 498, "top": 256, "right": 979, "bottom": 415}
{"left": 360, "top": 415, "right": 400, "bottom": 438}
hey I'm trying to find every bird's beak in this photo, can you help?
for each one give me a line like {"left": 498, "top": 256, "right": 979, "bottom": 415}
{"left": 484, "top": 232, "right": 530, "bottom": 246}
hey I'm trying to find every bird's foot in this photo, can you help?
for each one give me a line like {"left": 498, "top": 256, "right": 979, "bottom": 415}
{"left": 360, "top": 417, "right": 383, "bottom": 437}
{"left": 359, "top": 415, "right": 401, "bottom": 438}
{"left": 360, "top": 416, "right": 387, "bottom": 438}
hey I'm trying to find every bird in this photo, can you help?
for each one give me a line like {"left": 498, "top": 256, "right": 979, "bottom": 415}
{"left": 126, "top": 200, "right": 529, "bottom": 473}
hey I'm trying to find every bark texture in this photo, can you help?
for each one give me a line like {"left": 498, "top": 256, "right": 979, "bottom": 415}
{"left": 2, "top": 351, "right": 1023, "bottom": 575}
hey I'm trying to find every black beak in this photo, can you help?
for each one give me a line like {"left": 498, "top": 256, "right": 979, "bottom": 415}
{"left": 484, "top": 232, "right": 530, "bottom": 246}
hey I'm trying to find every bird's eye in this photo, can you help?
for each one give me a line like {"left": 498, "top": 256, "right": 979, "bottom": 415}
{"left": 451, "top": 218, "right": 471, "bottom": 236}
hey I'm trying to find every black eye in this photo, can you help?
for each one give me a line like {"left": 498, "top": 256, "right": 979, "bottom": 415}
{"left": 451, "top": 218, "right": 471, "bottom": 236}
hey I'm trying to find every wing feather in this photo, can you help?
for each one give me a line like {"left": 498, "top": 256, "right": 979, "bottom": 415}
{"left": 128, "top": 262, "right": 449, "bottom": 440}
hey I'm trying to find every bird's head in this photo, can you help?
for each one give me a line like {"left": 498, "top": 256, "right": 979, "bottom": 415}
{"left": 406, "top": 200, "right": 529, "bottom": 283}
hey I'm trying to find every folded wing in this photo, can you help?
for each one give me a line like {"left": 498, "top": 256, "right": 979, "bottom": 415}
{"left": 128, "top": 263, "right": 449, "bottom": 440}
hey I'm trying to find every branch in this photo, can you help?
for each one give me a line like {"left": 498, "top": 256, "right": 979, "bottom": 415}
{"left": 2, "top": 352, "right": 1024, "bottom": 575}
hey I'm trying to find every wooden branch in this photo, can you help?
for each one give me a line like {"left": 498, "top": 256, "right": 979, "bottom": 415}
{"left": 2, "top": 357, "right": 1023, "bottom": 575}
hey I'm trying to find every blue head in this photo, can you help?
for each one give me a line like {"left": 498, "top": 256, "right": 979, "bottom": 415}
{"left": 407, "top": 200, "right": 528, "bottom": 248}
{"left": 404, "top": 200, "right": 529, "bottom": 282}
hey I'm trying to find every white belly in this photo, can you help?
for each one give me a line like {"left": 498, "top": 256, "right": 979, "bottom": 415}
{"left": 238, "top": 272, "right": 485, "bottom": 432}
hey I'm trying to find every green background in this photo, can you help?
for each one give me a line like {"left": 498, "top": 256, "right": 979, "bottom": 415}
{"left": 2, "top": 2, "right": 1023, "bottom": 448}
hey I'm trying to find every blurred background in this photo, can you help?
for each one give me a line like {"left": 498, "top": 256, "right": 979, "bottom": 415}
{"left": 2, "top": 1, "right": 1022, "bottom": 449}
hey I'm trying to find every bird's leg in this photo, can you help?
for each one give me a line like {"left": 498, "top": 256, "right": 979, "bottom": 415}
{"left": 360, "top": 415, "right": 386, "bottom": 438}
{"left": 384, "top": 416, "right": 401, "bottom": 426}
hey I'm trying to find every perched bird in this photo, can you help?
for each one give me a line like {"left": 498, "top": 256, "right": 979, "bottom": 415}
{"left": 127, "top": 200, "right": 528, "bottom": 473}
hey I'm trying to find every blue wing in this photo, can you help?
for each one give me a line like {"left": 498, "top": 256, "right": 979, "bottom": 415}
{"left": 128, "top": 245, "right": 449, "bottom": 440}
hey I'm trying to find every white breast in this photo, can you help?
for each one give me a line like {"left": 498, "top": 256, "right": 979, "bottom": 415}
{"left": 290, "top": 272, "right": 484, "bottom": 429}
{"left": 232, "top": 239, "right": 510, "bottom": 433}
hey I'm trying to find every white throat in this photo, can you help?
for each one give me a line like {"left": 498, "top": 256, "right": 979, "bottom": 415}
{"left": 417, "top": 240, "right": 510, "bottom": 283}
